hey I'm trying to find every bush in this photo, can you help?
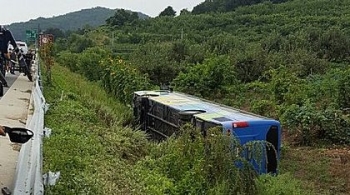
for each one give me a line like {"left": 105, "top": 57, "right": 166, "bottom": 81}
{"left": 281, "top": 100, "right": 350, "bottom": 145}
{"left": 77, "top": 47, "right": 111, "bottom": 81}
{"left": 320, "top": 108, "right": 350, "bottom": 144}
{"left": 251, "top": 99, "right": 277, "bottom": 118}
{"left": 100, "top": 58, "right": 153, "bottom": 104}
{"left": 133, "top": 125, "right": 259, "bottom": 195}
{"left": 280, "top": 100, "right": 323, "bottom": 145}
{"left": 256, "top": 173, "right": 313, "bottom": 195}
{"left": 56, "top": 51, "right": 80, "bottom": 72}
{"left": 337, "top": 70, "right": 350, "bottom": 109}
{"left": 173, "top": 55, "right": 238, "bottom": 98}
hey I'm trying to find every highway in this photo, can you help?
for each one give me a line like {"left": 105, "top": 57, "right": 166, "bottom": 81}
{"left": 1, "top": 72, "right": 20, "bottom": 98}
{"left": 0, "top": 71, "right": 34, "bottom": 192}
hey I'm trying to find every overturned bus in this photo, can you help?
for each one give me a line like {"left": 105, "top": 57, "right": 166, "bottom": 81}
{"left": 132, "top": 90, "right": 281, "bottom": 174}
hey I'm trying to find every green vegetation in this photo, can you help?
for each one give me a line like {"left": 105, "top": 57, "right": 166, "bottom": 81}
{"left": 8, "top": 7, "right": 149, "bottom": 41}
{"left": 43, "top": 65, "right": 308, "bottom": 194}
{"left": 43, "top": 0, "right": 350, "bottom": 193}
{"left": 54, "top": 0, "right": 350, "bottom": 146}
{"left": 192, "top": 0, "right": 289, "bottom": 14}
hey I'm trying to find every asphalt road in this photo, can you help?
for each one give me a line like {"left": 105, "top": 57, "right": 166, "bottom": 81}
{"left": 0, "top": 69, "right": 34, "bottom": 192}
{"left": 1, "top": 71, "right": 20, "bottom": 99}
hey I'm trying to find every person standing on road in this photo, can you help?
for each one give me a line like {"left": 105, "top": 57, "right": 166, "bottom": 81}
{"left": 0, "top": 25, "right": 18, "bottom": 87}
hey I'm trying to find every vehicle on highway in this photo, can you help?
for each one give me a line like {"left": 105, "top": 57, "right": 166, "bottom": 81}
{"left": 16, "top": 41, "right": 28, "bottom": 54}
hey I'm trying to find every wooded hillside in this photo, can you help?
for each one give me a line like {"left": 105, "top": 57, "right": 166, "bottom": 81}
{"left": 7, "top": 7, "right": 149, "bottom": 41}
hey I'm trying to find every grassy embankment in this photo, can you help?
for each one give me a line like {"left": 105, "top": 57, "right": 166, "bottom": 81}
{"left": 42, "top": 64, "right": 149, "bottom": 194}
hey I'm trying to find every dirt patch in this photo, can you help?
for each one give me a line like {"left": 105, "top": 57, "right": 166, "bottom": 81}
{"left": 281, "top": 144, "right": 350, "bottom": 195}
{"left": 323, "top": 147, "right": 350, "bottom": 194}
{"left": 282, "top": 127, "right": 350, "bottom": 193}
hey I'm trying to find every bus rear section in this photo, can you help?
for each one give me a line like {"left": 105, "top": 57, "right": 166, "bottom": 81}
{"left": 229, "top": 120, "right": 280, "bottom": 174}
{"left": 194, "top": 115, "right": 281, "bottom": 174}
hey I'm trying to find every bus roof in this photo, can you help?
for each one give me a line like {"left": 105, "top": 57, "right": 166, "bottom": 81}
{"left": 134, "top": 90, "right": 277, "bottom": 124}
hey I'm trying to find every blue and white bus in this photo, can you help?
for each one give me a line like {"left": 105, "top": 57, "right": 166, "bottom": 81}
{"left": 133, "top": 90, "right": 281, "bottom": 174}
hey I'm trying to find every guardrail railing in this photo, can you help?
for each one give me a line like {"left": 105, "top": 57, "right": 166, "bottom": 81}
{"left": 13, "top": 56, "right": 45, "bottom": 195}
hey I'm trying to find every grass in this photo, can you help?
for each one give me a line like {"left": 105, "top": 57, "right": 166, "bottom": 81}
{"left": 279, "top": 142, "right": 350, "bottom": 195}
{"left": 42, "top": 65, "right": 150, "bottom": 194}
{"left": 41, "top": 64, "right": 350, "bottom": 195}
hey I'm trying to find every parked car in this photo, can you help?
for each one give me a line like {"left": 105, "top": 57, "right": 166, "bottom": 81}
{"left": 16, "top": 41, "right": 28, "bottom": 54}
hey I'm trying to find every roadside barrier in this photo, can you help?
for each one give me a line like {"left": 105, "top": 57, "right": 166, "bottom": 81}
{"left": 13, "top": 57, "right": 45, "bottom": 195}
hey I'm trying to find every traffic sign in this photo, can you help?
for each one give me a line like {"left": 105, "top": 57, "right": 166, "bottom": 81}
{"left": 26, "top": 30, "right": 37, "bottom": 39}
{"left": 39, "top": 34, "right": 54, "bottom": 47}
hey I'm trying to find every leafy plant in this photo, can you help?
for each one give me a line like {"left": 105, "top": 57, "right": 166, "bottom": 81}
{"left": 173, "top": 55, "right": 238, "bottom": 98}
{"left": 256, "top": 173, "right": 313, "bottom": 195}
{"left": 133, "top": 124, "right": 259, "bottom": 195}
{"left": 280, "top": 100, "right": 323, "bottom": 145}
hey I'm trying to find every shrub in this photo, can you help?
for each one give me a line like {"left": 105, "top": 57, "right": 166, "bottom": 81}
{"left": 77, "top": 47, "right": 111, "bottom": 81}
{"left": 320, "top": 108, "right": 350, "bottom": 144}
{"left": 337, "top": 70, "right": 350, "bottom": 109}
{"left": 133, "top": 124, "right": 259, "bottom": 195}
{"left": 100, "top": 58, "right": 153, "bottom": 104}
{"left": 56, "top": 51, "right": 80, "bottom": 72}
{"left": 281, "top": 100, "right": 350, "bottom": 145}
{"left": 251, "top": 99, "right": 277, "bottom": 118}
{"left": 173, "top": 55, "right": 238, "bottom": 98}
{"left": 256, "top": 173, "right": 313, "bottom": 195}
{"left": 280, "top": 100, "right": 323, "bottom": 145}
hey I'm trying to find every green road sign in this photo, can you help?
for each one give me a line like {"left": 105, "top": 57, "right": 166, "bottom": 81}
{"left": 26, "top": 30, "right": 37, "bottom": 39}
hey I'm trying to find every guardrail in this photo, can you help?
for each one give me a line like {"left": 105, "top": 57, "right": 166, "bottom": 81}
{"left": 13, "top": 57, "right": 45, "bottom": 195}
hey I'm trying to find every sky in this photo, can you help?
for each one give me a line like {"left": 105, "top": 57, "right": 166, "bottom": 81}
{"left": 1, "top": 0, "right": 205, "bottom": 25}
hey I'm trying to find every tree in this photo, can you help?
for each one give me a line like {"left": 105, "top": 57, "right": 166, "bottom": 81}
{"left": 106, "top": 9, "right": 139, "bottom": 27}
{"left": 180, "top": 9, "right": 190, "bottom": 16}
{"left": 159, "top": 6, "right": 176, "bottom": 17}
{"left": 75, "top": 24, "right": 94, "bottom": 35}
{"left": 192, "top": 0, "right": 289, "bottom": 14}
{"left": 44, "top": 28, "right": 65, "bottom": 38}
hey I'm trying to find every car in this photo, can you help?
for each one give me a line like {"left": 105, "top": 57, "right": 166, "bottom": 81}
{"left": 16, "top": 41, "right": 28, "bottom": 54}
